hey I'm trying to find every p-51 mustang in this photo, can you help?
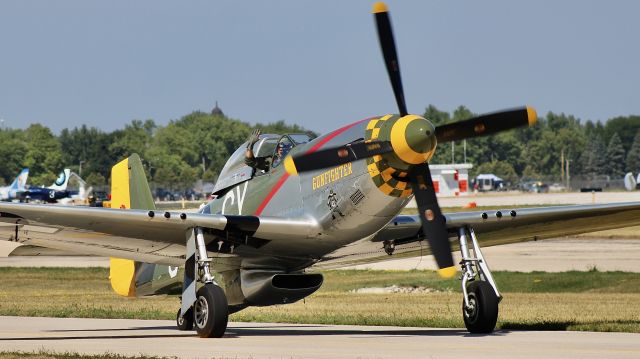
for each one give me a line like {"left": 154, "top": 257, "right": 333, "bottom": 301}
{"left": 2, "top": 2, "right": 640, "bottom": 338}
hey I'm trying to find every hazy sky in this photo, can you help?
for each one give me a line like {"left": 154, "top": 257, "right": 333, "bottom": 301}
{"left": 1, "top": 1, "right": 639, "bottom": 134}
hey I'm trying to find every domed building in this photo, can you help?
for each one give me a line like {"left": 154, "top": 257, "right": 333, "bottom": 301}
{"left": 211, "top": 101, "right": 225, "bottom": 117}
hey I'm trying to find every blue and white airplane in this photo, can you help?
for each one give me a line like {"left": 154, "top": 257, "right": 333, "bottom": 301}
{"left": 21, "top": 169, "right": 72, "bottom": 203}
{"left": 0, "top": 169, "right": 29, "bottom": 201}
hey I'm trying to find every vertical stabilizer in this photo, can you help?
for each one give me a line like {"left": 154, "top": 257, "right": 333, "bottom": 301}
{"left": 10, "top": 169, "right": 29, "bottom": 191}
{"left": 109, "top": 153, "right": 156, "bottom": 297}
{"left": 48, "top": 169, "right": 71, "bottom": 191}
{"left": 110, "top": 154, "right": 155, "bottom": 210}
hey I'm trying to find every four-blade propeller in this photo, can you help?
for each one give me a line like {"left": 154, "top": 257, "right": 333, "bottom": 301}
{"left": 284, "top": 2, "right": 537, "bottom": 278}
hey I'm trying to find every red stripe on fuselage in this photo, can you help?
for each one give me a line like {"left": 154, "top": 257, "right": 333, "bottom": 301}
{"left": 253, "top": 118, "right": 371, "bottom": 215}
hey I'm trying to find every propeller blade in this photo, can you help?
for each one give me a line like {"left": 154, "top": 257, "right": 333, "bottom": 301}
{"left": 373, "top": 2, "right": 407, "bottom": 117}
{"left": 435, "top": 106, "right": 537, "bottom": 143}
{"left": 284, "top": 140, "right": 394, "bottom": 175}
{"left": 408, "top": 163, "right": 456, "bottom": 278}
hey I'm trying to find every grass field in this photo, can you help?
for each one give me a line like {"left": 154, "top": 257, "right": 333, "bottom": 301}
{"left": 1, "top": 268, "right": 639, "bottom": 333}
{"left": 0, "top": 353, "right": 167, "bottom": 359}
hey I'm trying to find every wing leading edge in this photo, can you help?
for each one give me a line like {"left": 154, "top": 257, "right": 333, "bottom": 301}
{"left": 313, "top": 202, "right": 640, "bottom": 269}
{"left": 0, "top": 202, "right": 320, "bottom": 265}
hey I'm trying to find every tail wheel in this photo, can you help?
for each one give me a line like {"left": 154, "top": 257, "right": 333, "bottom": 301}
{"left": 463, "top": 281, "right": 499, "bottom": 334}
{"left": 176, "top": 307, "right": 193, "bottom": 331}
{"left": 194, "top": 283, "right": 229, "bottom": 338}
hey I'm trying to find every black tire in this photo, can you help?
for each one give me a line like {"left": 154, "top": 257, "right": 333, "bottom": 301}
{"left": 176, "top": 307, "right": 194, "bottom": 331}
{"left": 463, "top": 281, "right": 499, "bottom": 334}
{"left": 194, "top": 283, "right": 229, "bottom": 338}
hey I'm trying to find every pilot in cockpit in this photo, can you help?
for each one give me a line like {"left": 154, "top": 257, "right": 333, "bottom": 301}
{"left": 244, "top": 129, "right": 293, "bottom": 172}
{"left": 272, "top": 141, "right": 292, "bottom": 167}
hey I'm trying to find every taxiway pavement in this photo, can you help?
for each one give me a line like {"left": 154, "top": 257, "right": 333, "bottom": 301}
{"left": 0, "top": 316, "right": 638, "bottom": 359}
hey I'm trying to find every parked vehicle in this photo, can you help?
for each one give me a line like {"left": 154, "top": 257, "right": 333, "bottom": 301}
{"left": 520, "top": 181, "right": 549, "bottom": 193}
{"left": 89, "top": 191, "right": 110, "bottom": 207}
{"left": 474, "top": 174, "right": 505, "bottom": 192}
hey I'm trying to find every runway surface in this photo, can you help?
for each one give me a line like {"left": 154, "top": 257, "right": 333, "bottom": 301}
{"left": 0, "top": 316, "right": 638, "bottom": 359}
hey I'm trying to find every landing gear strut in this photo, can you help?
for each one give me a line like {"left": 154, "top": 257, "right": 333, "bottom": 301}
{"left": 178, "top": 227, "right": 229, "bottom": 337}
{"left": 457, "top": 226, "right": 500, "bottom": 334}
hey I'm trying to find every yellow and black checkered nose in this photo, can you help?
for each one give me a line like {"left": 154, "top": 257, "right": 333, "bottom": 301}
{"left": 365, "top": 114, "right": 438, "bottom": 198}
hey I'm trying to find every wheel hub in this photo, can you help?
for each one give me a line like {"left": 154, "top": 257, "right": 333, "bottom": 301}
{"left": 464, "top": 294, "right": 478, "bottom": 318}
{"left": 194, "top": 296, "right": 209, "bottom": 328}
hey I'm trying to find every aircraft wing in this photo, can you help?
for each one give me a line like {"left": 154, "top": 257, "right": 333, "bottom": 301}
{"left": 313, "top": 202, "right": 640, "bottom": 269}
{"left": 0, "top": 203, "right": 319, "bottom": 266}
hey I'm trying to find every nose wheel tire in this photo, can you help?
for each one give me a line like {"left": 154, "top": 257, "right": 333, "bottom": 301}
{"left": 194, "top": 283, "right": 229, "bottom": 338}
{"left": 176, "top": 307, "right": 194, "bottom": 331}
{"left": 463, "top": 281, "right": 499, "bottom": 334}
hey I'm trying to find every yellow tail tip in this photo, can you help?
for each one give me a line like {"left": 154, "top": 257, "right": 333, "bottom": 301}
{"left": 372, "top": 2, "right": 388, "bottom": 13}
{"left": 109, "top": 257, "right": 136, "bottom": 297}
{"left": 526, "top": 106, "right": 537, "bottom": 126}
{"left": 284, "top": 155, "right": 298, "bottom": 176}
{"left": 437, "top": 266, "right": 457, "bottom": 278}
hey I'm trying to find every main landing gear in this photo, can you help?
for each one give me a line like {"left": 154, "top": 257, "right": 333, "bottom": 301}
{"left": 177, "top": 227, "right": 229, "bottom": 338}
{"left": 457, "top": 226, "right": 501, "bottom": 334}
{"left": 193, "top": 283, "right": 228, "bottom": 338}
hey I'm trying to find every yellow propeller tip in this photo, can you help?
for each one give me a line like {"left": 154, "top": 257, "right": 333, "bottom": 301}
{"left": 526, "top": 106, "right": 537, "bottom": 126}
{"left": 437, "top": 266, "right": 457, "bottom": 278}
{"left": 372, "top": 2, "right": 388, "bottom": 14}
{"left": 284, "top": 156, "right": 298, "bottom": 176}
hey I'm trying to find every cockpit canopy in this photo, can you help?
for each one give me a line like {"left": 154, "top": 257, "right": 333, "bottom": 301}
{"left": 211, "top": 133, "right": 313, "bottom": 195}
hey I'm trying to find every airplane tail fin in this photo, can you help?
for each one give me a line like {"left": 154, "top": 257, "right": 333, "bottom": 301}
{"left": 9, "top": 168, "right": 29, "bottom": 191}
{"left": 109, "top": 154, "right": 180, "bottom": 298}
{"left": 109, "top": 154, "right": 155, "bottom": 211}
{"left": 48, "top": 169, "right": 71, "bottom": 191}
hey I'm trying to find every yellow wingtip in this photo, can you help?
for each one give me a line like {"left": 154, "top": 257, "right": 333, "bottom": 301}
{"left": 284, "top": 155, "right": 298, "bottom": 176}
{"left": 437, "top": 266, "right": 457, "bottom": 279}
{"left": 372, "top": 2, "right": 388, "bottom": 13}
{"left": 526, "top": 106, "right": 537, "bottom": 126}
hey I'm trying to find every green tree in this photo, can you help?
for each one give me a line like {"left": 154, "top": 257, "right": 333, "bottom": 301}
{"left": 521, "top": 165, "right": 542, "bottom": 180}
{"left": 584, "top": 120, "right": 605, "bottom": 140}
{"left": 515, "top": 112, "right": 585, "bottom": 178}
{"left": 146, "top": 112, "right": 318, "bottom": 187}
{"left": 84, "top": 172, "right": 107, "bottom": 188}
{"left": 255, "top": 119, "right": 318, "bottom": 138}
{"left": 23, "top": 124, "right": 63, "bottom": 185}
{"left": 60, "top": 125, "right": 113, "bottom": 179}
{"left": 0, "top": 129, "right": 28, "bottom": 184}
{"left": 109, "top": 119, "right": 156, "bottom": 162}
{"left": 625, "top": 130, "right": 640, "bottom": 174}
{"left": 423, "top": 104, "right": 450, "bottom": 126}
{"left": 580, "top": 134, "right": 607, "bottom": 180}
{"left": 151, "top": 112, "right": 250, "bottom": 182}
{"left": 605, "top": 133, "right": 626, "bottom": 178}
{"left": 431, "top": 105, "right": 474, "bottom": 164}
{"left": 146, "top": 148, "right": 198, "bottom": 189}
{"left": 604, "top": 116, "right": 640, "bottom": 153}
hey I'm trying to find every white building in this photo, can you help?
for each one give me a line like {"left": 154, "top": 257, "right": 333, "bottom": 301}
{"left": 429, "top": 163, "right": 473, "bottom": 197}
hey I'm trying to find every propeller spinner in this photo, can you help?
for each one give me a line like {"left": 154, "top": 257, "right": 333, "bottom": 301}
{"left": 284, "top": 2, "right": 537, "bottom": 278}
